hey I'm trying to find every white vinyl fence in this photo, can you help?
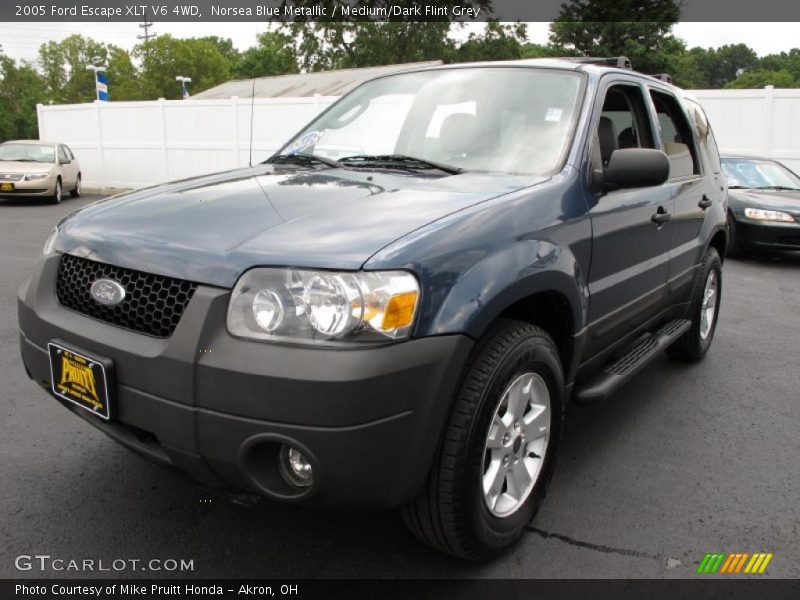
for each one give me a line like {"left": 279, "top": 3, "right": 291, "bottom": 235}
{"left": 36, "top": 96, "right": 337, "bottom": 189}
{"left": 37, "top": 86, "right": 800, "bottom": 189}
{"left": 692, "top": 87, "right": 800, "bottom": 173}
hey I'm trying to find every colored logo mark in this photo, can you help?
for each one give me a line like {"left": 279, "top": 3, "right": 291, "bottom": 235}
{"left": 697, "top": 552, "right": 773, "bottom": 574}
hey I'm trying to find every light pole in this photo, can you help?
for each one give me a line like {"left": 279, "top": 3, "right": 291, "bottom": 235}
{"left": 176, "top": 76, "right": 192, "bottom": 100}
{"left": 85, "top": 62, "right": 108, "bottom": 101}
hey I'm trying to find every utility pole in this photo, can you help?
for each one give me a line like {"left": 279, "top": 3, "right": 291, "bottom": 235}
{"left": 138, "top": 12, "right": 157, "bottom": 58}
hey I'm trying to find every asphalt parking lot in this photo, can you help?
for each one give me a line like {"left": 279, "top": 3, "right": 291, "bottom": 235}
{"left": 1, "top": 195, "right": 798, "bottom": 579}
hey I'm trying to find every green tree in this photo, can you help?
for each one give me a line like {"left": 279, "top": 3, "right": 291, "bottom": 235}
{"left": 451, "top": 22, "right": 527, "bottom": 63}
{"left": 106, "top": 45, "right": 146, "bottom": 101}
{"left": 197, "top": 36, "right": 240, "bottom": 65}
{"left": 0, "top": 51, "right": 47, "bottom": 140}
{"left": 286, "top": 21, "right": 456, "bottom": 71}
{"left": 136, "top": 35, "right": 232, "bottom": 99}
{"left": 688, "top": 44, "right": 759, "bottom": 88}
{"left": 234, "top": 31, "right": 299, "bottom": 78}
{"left": 520, "top": 43, "right": 580, "bottom": 59}
{"left": 282, "top": 1, "right": 490, "bottom": 71}
{"left": 725, "top": 69, "right": 797, "bottom": 89}
{"left": 37, "top": 34, "right": 108, "bottom": 103}
{"left": 549, "top": 0, "right": 681, "bottom": 75}
{"left": 758, "top": 49, "right": 800, "bottom": 82}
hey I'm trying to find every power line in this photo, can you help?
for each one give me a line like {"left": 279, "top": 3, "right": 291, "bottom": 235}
{"left": 137, "top": 14, "right": 157, "bottom": 56}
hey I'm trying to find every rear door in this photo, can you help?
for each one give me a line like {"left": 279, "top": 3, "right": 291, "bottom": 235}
{"left": 584, "top": 77, "right": 675, "bottom": 358}
{"left": 57, "top": 145, "right": 77, "bottom": 187}
{"left": 646, "top": 89, "right": 717, "bottom": 305}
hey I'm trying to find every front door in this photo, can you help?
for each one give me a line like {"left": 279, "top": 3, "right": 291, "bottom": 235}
{"left": 584, "top": 80, "right": 674, "bottom": 358}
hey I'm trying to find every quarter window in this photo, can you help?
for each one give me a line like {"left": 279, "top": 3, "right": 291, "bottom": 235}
{"left": 685, "top": 98, "right": 722, "bottom": 174}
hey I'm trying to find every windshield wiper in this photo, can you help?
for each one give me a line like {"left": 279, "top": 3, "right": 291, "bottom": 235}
{"left": 338, "top": 154, "right": 464, "bottom": 175}
{"left": 265, "top": 153, "right": 341, "bottom": 169}
{"left": 752, "top": 185, "right": 800, "bottom": 191}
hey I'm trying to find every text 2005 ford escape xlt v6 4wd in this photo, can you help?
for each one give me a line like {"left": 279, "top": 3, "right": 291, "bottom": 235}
{"left": 18, "top": 58, "right": 727, "bottom": 560}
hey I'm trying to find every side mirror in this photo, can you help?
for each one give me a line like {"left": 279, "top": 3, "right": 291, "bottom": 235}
{"left": 603, "top": 148, "right": 669, "bottom": 190}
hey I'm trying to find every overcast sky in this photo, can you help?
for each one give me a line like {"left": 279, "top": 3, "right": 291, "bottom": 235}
{"left": 0, "top": 22, "right": 798, "bottom": 66}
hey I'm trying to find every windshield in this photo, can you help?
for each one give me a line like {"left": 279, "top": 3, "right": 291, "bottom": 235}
{"left": 722, "top": 158, "right": 800, "bottom": 190}
{"left": 275, "top": 67, "right": 584, "bottom": 176}
{"left": 0, "top": 143, "right": 55, "bottom": 163}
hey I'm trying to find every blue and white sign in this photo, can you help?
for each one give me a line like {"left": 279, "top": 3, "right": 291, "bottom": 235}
{"left": 96, "top": 71, "right": 108, "bottom": 101}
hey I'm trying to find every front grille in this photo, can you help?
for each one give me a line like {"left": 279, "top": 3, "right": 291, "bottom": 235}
{"left": 0, "top": 173, "right": 24, "bottom": 181}
{"left": 56, "top": 254, "right": 198, "bottom": 338}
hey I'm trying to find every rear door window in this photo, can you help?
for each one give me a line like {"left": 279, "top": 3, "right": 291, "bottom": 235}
{"left": 649, "top": 90, "right": 700, "bottom": 179}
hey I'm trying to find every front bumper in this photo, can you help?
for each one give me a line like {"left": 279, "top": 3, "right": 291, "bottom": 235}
{"left": 18, "top": 255, "right": 473, "bottom": 509}
{"left": 733, "top": 215, "right": 800, "bottom": 251}
{"left": 0, "top": 177, "right": 55, "bottom": 197}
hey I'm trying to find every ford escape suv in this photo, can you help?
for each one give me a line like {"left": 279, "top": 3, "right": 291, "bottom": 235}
{"left": 18, "top": 58, "right": 727, "bottom": 561}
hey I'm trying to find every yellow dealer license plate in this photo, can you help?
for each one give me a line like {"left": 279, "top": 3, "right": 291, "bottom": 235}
{"left": 0, "top": 182, "right": 13, "bottom": 192}
{"left": 48, "top": 342, "right": 113, "bottom": 420}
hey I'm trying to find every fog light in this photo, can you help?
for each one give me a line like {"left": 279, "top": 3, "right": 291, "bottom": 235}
{"left": 279, "top": 445, "right": 313, "bottom": 488}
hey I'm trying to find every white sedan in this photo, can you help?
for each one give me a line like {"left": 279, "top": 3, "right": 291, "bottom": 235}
{"left": 0, "top": 140, "right": 81, "bottom": 204}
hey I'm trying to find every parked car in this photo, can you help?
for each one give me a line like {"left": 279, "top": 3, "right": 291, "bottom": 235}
{"left": 0, "top": 140, "right": 81, "bottom": 204}
{"left": 721, "top": 156, "right": 800, "bottom": 255}
{"left": 18, "top": 58, "right": 727, "bottom": 561}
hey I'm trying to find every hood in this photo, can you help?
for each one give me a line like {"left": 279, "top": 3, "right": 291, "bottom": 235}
{"left": 730, "top": 188, "right": 800, "bottom": 215}
{"left": 0, "top": 161, "right": 53, "bottom": 174}
{"left": 56, "top": 165, "right": 544, "bottom": 288}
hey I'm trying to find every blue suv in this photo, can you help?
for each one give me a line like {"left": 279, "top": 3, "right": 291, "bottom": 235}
{"left": 18, "top": 58, "right": 727, "bottom": 560}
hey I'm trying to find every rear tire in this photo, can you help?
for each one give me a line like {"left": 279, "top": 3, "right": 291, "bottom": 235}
{"left": 667, "top": 247, "right": 722, "bottom": 362}
{"left": 70, "top": 174, "right": 81, "bottom": 198}
{"left": 402, "top": 319, "right": 564, "bottom": 561}
{"left": 51, "top": 178, "right": 62, "bottom": 204}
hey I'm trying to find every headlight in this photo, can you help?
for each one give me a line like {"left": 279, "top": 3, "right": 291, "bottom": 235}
{"left": 42, "top": 227, "right": 58, "bottom": 256}
{"left": 227, "top": 268, "right": 420, "bottom": 345}
{"left": 744, "top": 208, "right": 795, "bottom": 223}
{"left": 25, "top": 173, "right": 49, "bottom": 181}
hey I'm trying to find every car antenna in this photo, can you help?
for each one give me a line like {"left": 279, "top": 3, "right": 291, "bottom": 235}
{"left": 248, "top": 77, "right": 256, "bottom": 167}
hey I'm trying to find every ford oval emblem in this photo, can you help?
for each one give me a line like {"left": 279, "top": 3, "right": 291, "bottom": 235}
{"left": 90, "top": 279, "right": 126, "bottom": 306}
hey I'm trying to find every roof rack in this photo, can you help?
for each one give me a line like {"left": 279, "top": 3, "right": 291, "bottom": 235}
{"left": 649, "top": 73, "right": 673, "bottom": 83}
{"left": 555, "top": 56, "right": 633, "bottom": 70}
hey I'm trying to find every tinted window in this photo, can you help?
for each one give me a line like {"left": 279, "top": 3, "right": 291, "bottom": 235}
{"left": 650, "top": 90, "right": 699, "bottom": 179}
{"left": 58, "top": 145, "right": 69, "bottom": 162}
{"left": 592, "top": 84, "right": 656, "bottom": 174}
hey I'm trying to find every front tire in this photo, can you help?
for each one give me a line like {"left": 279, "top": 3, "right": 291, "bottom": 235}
{"left": 726, "top": 213, "right": 742, "bottom": 257}
{"left": 667, "top": 247, "right": 722, "bottom": 362}
{"left": 51, "top": 178, "right": 62, "bottom": 204}
{"left": 402, "top": 319, "right": 564, "bottom": 561}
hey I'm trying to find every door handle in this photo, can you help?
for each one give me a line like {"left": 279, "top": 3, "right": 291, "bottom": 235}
{"left": 651, "top": 206, "right": 672, "bottom": 225}
{"left": 698, "top": 195, "right": 713, "bottom": 210}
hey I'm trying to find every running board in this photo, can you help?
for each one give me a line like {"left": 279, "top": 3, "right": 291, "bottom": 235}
{"left": 573, "top": 319, "right": 691, "bottom": 404}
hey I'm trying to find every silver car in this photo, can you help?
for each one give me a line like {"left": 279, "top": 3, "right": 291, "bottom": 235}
{"left": 0, "top": 140, "right": 81, "bottom": 204}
